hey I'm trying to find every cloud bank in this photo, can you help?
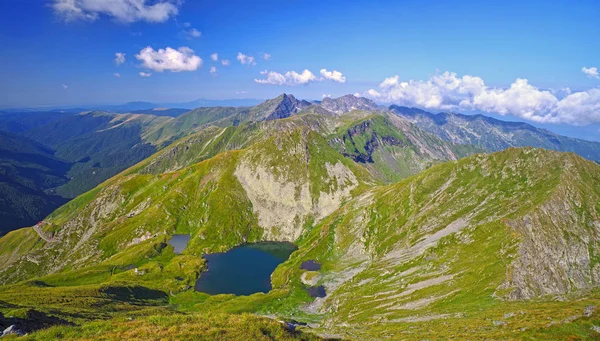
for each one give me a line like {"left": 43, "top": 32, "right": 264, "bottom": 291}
{"left": 136, "top": 46, "right": 202, "bottom": 72}
{"left": 364, "top": 71, "right": 600, "bottom": 125}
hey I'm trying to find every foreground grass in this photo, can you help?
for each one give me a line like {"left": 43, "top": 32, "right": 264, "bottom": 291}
{"left": 10, "top": 312, "right": 325, "bottom": 341}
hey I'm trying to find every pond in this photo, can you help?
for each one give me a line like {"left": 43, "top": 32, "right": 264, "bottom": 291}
{"left": 168, "top": 234, "right": 190, "bottom": 254}
{"left": 194, "top": 242, "right": 297, "bottom": 296}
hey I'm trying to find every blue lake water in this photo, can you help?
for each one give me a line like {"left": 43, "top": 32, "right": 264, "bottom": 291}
{"left": 168, "top": 234, "right": 190, "bottom": 254}
{"left": 194, "top": 242, "right": 297, "bottom": 296}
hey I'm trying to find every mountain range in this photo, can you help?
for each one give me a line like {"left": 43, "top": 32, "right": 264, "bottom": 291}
{"left": 1, "top": 94, "right": 600, "bottom": 339}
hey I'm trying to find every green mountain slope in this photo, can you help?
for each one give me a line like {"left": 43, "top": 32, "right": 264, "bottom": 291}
{"left": 276, "top": 147, "right": 600, "bottom": 339}
{"left": 0, "top": 123, "right": 372, "bottom": 285}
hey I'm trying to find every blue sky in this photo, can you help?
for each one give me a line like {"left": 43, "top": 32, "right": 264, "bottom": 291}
{"left": 0, "top": 0, "right": 599, "bottom": 139}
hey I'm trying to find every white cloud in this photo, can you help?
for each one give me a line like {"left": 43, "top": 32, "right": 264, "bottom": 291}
{"left": 114, "top": 52, "right": 125, "bottom": 65}
{"left": 320, "top": 69, "right": 346, "bottom": 83}
{"left": 52, "top": 0, "right": 180, "bottom": 23}
{"left": 582, "top": 66, "right": 599, "bottom": 79}
{"left": 322, "top": 94, "right": 331, "bottom": 98}
{"left": 209, "top": 66, "right": 217, "bottom": 75}
{"left": 211, "top": 53, "right": 218, "bottom": 61}
{"left": 185, "top": 28, "right": 201, "bottom": 38}
{"left": 221, "top": 59, "right": 230, "bottom": 66}
{"left": 255, "top": 69, "right": 317, "bottom": 85}
{"left": 237, "top": 52, "right": 255, "bottom": 66}
{"left": 139, "top": 72, "right": 152, "bottom": 77}
{"left": 62, "top": 84, "right": 68, "bottom": 89}
{"left": 367, "top": 89, "right": 381, "bottom": 98}
{"left": 368, "top": 71, "right": 600, "bottom": 125}
{"left": 113, "top": 72, "right": 121, "bottom": 77}
{"left": 183, "top": 22, "right": 191, "bottom": 28}
{"left": 236, "top": 90, "right": 247, "bottom": 95}
{"left": 262, "top": 53, "right": 271, "bottom": 60}
{"left": 380, "top": 75, "right": 399, "bottom": 89}
{"left": 353, "top": 92, "right": 361, "bottom": 97}
{"left": 136, "top": 46, "right": 202, "bottom": 72}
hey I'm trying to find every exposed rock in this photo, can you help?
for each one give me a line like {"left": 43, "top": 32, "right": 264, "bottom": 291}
{"left": 2, "top": 325, "right": 24, "bottom": 337}
{"left": 320, "top": 95, "right": 378, "bottom": 115}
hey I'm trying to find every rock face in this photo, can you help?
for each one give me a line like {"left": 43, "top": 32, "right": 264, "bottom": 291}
{"left": 234, "top": 128, "right": 361, "bottom": 241}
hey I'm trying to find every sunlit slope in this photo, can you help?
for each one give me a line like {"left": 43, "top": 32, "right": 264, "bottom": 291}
{"left": 281, "top": 147, "right": 600, "bottom": 339}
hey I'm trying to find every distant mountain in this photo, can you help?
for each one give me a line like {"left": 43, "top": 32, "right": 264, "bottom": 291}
{"left": 390, "top": 105, "right": 600, "bottom": 162}
{"left": 130, "top": 108, "right": 189, "bottom": 117}
{"left": 320, "top": 94, "right": 379, "bottom": 114}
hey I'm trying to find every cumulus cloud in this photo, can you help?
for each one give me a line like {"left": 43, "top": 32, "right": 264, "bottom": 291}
{"left": 221, "top": 59, "right": 230, "bottom": 66}
{"left": 582, "top": 66, "right": 599, "bottom": 79}
{"left": 262, "top": 53, "right": 271, "bottom": 60}
{"left": 255, "top": 69, "right": 317, "bottom": 85}
{"left": 366, "top": 71, "right": 600, "bottom": 125}
{"left": 210, "top": 53, "right": 218, "bottom": 61}
{"left": 52, "top": 0, "right": 180, "bottom": 23}
{"left": 114, "top": 52, "right": 125, "bottom": 65}
{"left": 136, "top": 46, "right": 202, "bottom": 72}
{"left": 139, "top": 72, "right": 152, "bottom": 77}
{"left": 322, "top": 94, "right": 331, "bottom": 98}
{"left": 320, "top": 69, "right": 346, "bottom": 83}
{"left": 209, "top": 66, "right": 217, "bottom": 75}
{"left": 113, "top": 72, "right": 121, "bottom": 77}
{"left": 237, "top": 52, "right": 255, "bottom": 66}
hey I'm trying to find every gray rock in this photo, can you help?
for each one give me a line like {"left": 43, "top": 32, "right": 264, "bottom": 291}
{"left": 2, "top": 325, "right": 25, "bottom": 337}
{"left": 584, "top": 305, "right": 595, "bottom": 317}
{"left": 493, "top": 320, "right": 507, "bottom": 327}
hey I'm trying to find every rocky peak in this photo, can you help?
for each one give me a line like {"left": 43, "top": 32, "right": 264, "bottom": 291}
{"left": 320, "top": 95, "right": 378, "bottom": 115}
{"left": 252, "top": 93, "right": 311, "bottom": 121}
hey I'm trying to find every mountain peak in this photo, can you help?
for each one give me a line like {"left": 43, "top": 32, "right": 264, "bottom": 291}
{"left": 320, "top": 94, "right": 378, "bottom": 115}
{"left": 250, "top": 93, "right": 310, "bottom": 121}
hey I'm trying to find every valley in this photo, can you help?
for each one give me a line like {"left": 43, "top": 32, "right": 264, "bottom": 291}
{"left": 1, "top": 94, "right": 600, "bottom": 340}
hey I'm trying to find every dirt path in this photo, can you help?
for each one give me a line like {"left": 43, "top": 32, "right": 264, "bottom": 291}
{"left": 33, "top": 224, "right": 54, "bottom": 243}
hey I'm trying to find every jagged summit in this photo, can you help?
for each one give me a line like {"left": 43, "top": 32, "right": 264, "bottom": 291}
{"left": 249, "top": 93, "right": 311, "bottom": 121}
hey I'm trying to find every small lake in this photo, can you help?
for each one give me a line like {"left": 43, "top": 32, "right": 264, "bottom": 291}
{"left": 194, "top": 242, "right": 297, "bottom": 296}
{"left": 168, "top": 234, "right": 190, "bottom": 254}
